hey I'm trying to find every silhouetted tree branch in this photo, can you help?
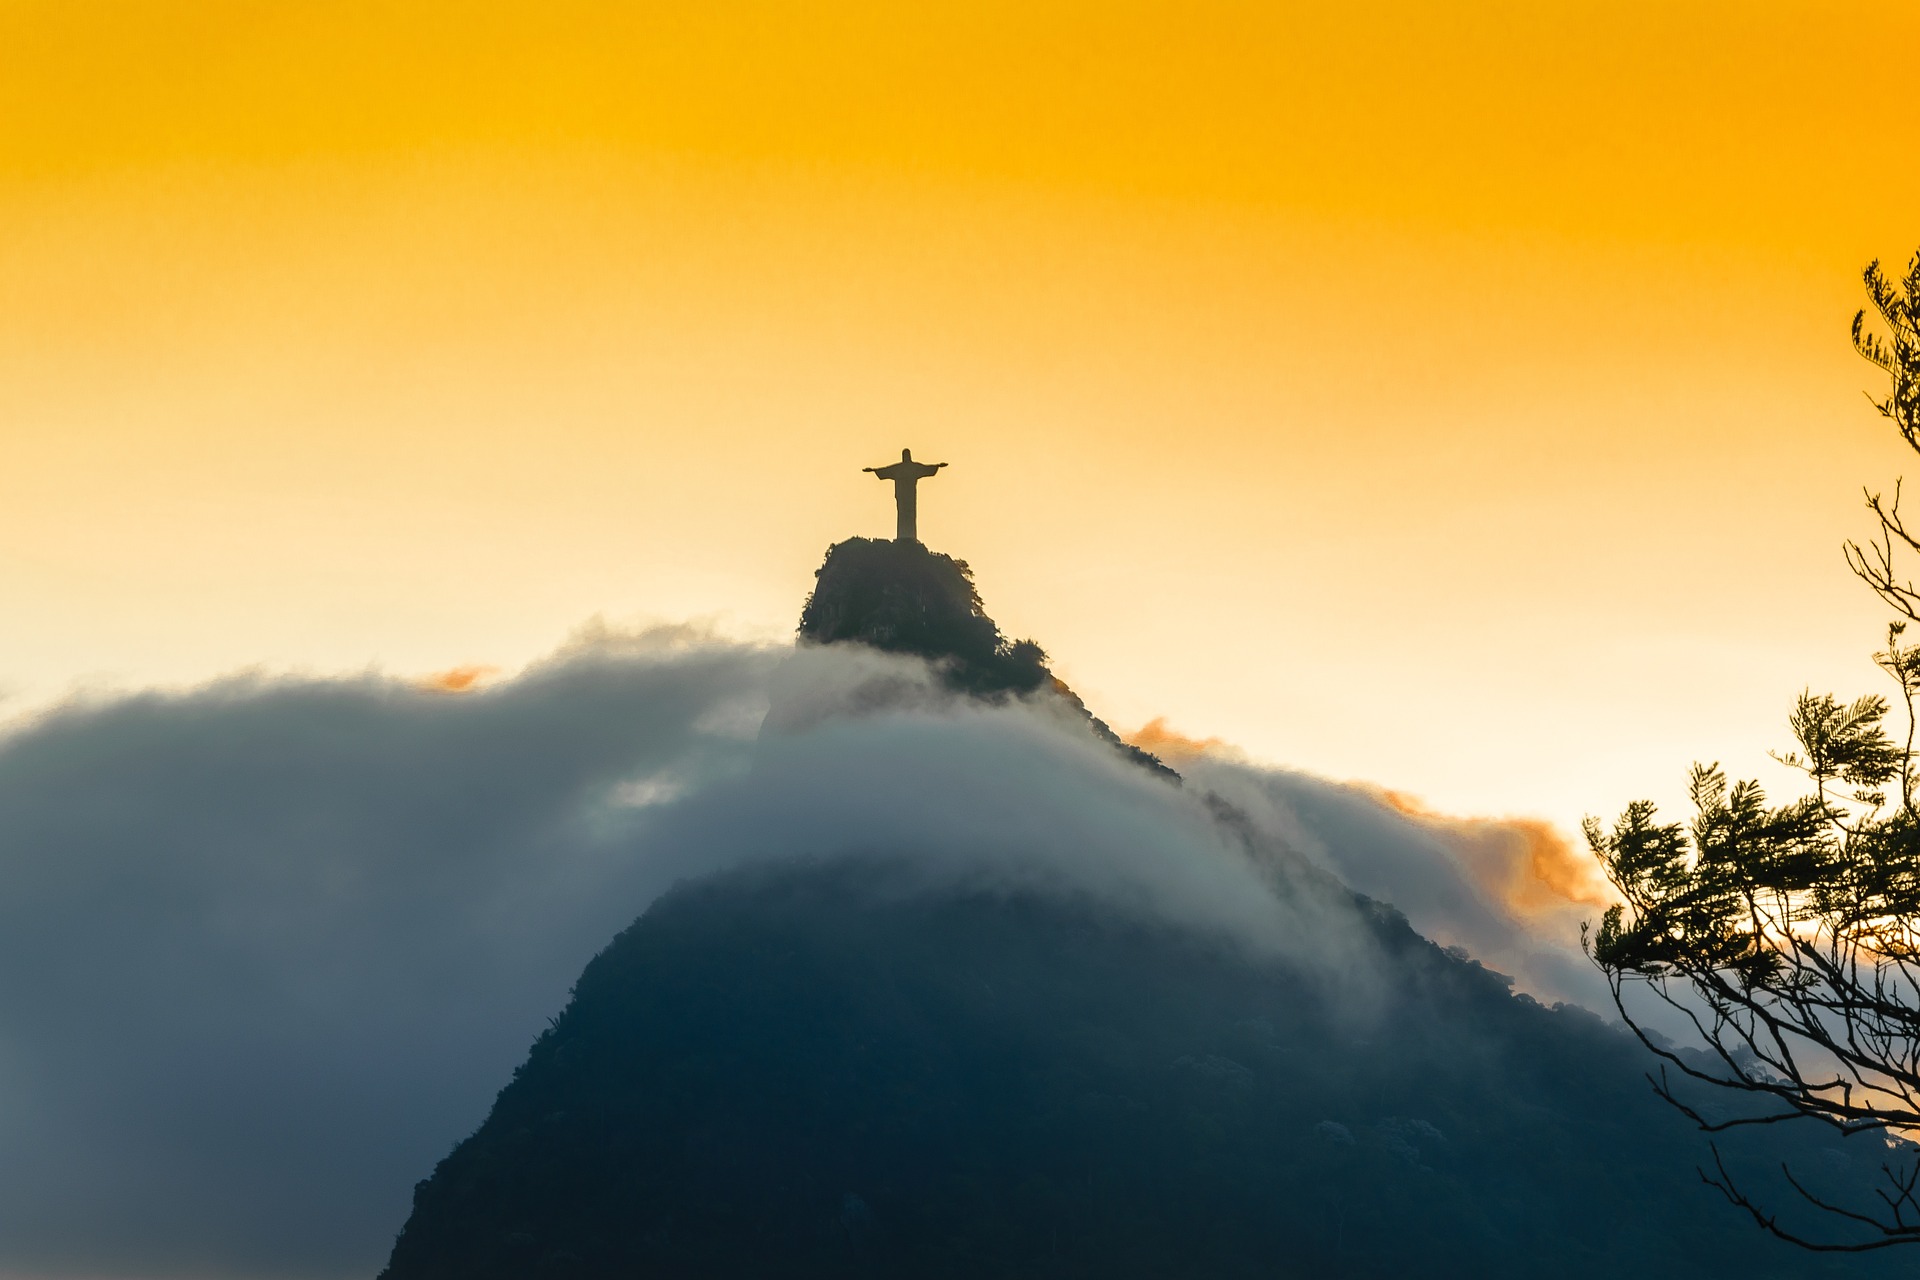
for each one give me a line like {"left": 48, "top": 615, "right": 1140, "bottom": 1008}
{"left": 1586, "top": 252, "right": 1920, "bottom": 1249}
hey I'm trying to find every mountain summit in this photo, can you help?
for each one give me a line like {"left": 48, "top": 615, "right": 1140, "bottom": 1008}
{"left": 798, "top": 536, "right": 1172, "bottom": 777}
{"left": 378, "top": 539, "right": 1901, "bottom": 1279}
{"left": 797, "top": 537, "right": 1051, "bottom": 698}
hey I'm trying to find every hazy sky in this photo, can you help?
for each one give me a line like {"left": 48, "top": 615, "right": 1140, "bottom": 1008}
{"left": 6, "top": 1, "right": 1919, "bottom": 834}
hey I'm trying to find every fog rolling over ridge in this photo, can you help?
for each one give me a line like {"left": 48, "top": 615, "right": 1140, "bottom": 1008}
{"left": 377, "top": 534, "right": 1899, "bottom": 1278}
{"left": 0, "top": 625, "right": 1597, "bottom": 1278}
{"left": 1189, "top": 757, "right": 1615, "bottom": 1012}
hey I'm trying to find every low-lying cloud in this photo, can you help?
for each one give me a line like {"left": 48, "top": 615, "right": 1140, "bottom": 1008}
{"left": 1368, "top": 788, "right": 1613, "bottom": 917}
{"left": 1123, "top": 715, "right": 1234, "bottom": 765}
{"left": 0, "top": 629, "right": 776, "bottom": 1278}
{"left": 0, "top": 634, "right": 1607, "bottom": 1277}
{"left": 1185, "top": 759, "right": 1611, "bottom": 1010}
{"left": 1123, "top": 719, "right": 1612, "bottom": 1006}
{"left": 417, "top": 662, "right": 501, "bottom": 693}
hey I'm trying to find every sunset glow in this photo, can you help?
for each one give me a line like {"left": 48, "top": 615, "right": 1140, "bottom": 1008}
{"left": 6, "top": 0, "right": 1919, "bottom": 838}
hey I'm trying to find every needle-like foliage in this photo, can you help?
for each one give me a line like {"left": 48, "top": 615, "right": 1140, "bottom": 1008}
{"left": 1588, "top": 253, "right": 1920, "bottom": 1251}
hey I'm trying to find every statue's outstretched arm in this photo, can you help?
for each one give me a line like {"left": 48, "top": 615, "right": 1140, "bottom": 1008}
{"left": 862, "top": 467, "right": 878, "bottom": 474}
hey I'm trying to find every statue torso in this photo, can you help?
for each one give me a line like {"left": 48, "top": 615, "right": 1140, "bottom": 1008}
{"left": 870, "top": 460, "right": 942, "bottom": 482}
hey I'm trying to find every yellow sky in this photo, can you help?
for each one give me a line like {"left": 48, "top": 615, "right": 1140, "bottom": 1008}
{"left": 3, "top": 1, "right": 1918, "bottom": 835}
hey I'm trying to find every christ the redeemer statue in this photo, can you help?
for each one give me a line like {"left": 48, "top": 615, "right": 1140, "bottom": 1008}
{"left": 864, "top": 448, "right": 947, "bottom": 543}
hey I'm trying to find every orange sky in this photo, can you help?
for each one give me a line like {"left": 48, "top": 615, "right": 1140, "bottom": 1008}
{"left": 4, "top": 1, "right": 1918, "bottom": 836}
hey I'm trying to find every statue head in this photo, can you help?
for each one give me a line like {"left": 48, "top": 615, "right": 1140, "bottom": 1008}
{"left": 901, "top": 448, "right": 913, "bottom": 460}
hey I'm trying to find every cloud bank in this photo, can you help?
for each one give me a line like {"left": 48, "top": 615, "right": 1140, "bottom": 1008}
{"left": 1184, "top": 758, "right": 1611, "bottom": 1010}
{"left": 0, "top": 634, "right": 1603, "bottom": 1277}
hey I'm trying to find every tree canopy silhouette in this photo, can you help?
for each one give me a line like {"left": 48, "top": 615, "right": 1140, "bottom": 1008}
{"left": 1586, "top": 251, "right": 1920, "bottom": 1250}
{"left": 798, "top": 537, "right": 1050, "bottom": 698}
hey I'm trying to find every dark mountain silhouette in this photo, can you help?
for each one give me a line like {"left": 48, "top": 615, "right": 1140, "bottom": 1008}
{"left": 379, "top": 539, "right": 1906, "bottom": 1278}
{"left": 798, "top": 537, "right": 1050, "bottom": 697}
